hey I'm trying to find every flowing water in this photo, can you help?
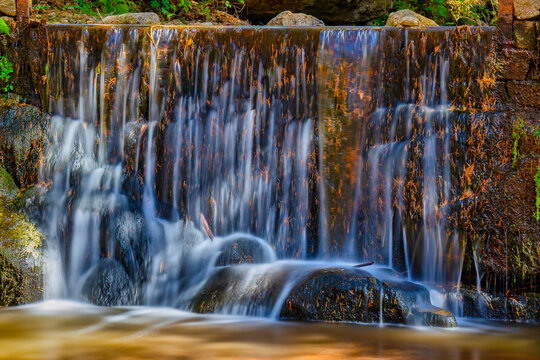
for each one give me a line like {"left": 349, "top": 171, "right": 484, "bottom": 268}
{"left": 35, "top": 24, "right": 504, "bottom": 322}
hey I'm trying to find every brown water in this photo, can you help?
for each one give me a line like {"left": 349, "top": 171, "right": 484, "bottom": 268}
{"left": 0, "top": 302, "right": 538, "bottom": 360}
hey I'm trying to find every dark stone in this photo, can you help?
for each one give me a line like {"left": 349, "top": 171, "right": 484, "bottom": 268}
{"left": 279, "top": 268, "right": 455, "bottom": 326}
{"left": 460, "top": 288, "right": 539, "bottom": 321}
{"left": 0, "top": 97, "right": 50, "bottom": 188}
{"left": 189, "top": 265, "right": 291, "bottom": 315}
{"left": 496, "top": 48, "right": 536, "bottom": 81}
{"left": 215, "top": 236, "right": 272, "bottom": 266}
{"left": 81, "top": 259, "right": 135, "bottom": 306}
{"left": 506, "top": 80, "right": 540, "bottom": 108}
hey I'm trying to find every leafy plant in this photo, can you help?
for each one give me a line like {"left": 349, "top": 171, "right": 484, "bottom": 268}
{"left": 0, "top": 56, "right": 13, "bottom": 93}
{"left": 0, "top": 18, "right": 10, "bottom": 36}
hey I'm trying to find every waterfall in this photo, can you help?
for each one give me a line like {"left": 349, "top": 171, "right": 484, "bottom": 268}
{"left": 40, "top": 25, "right": 494, "bottom": 316}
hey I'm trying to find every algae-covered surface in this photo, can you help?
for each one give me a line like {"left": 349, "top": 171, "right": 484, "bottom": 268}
{"left": 0, "top": 165, "right": 43, "bottom": 306}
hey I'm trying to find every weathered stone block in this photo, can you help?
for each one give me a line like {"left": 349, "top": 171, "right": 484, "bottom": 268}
{"left": 266, "top": 11, "right": 325, "bottom": 26}
{"left": 0, "top": 0, "right": 15, "bottom": 16}
{"left": 514, "top": 20, "right": 537, "bottom": 49}
{"left": 514, "top": 0, "right": 540, "bottom": 20}
{"left": 496, "top": 48, "right": 535, "bottom": 80}
{"left": 506, "top": 80, "right": 540, "bottom": 107}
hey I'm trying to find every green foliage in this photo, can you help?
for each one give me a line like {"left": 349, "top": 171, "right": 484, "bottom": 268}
{"left": 0, "top": 18, "right": 10, "bottom": 36}
{"left": 149, "top": 0, "right": 245, "bottom": 21}
{"left": 0, "top": 56, "right": 13, "bottom": 93}
{"left": 68, "top": 0, "right": 138, "bottom": 16}
{"left": 535, "top": 166, "right": 540, "bottom": 221}
{"left": 511, "top": 117, "right": 525, "bottom": 168}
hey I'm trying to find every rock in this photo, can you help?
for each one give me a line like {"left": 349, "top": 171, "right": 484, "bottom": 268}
{"left": 0, "top": 0, "right": 15, "bottom": 17}
{"left": 0, "top": 97, "right": 50, "bottom": 188}
{"left": 0, "top": 166, "right": 44, "bottom": 306}
{"left": 190, "top": 264, "right": 456, "bottom": 326}
{"left": 280, "top": 268, "right": 457, "bottom": 327}
{"left": 101, "top": 13, "right": 160, "bottom": 25}
{"left": 507, "top": 80, "right": 540, "bottom": 108}
{"left": 514, "top": 0, "right": 540, "bottom": 20}
{"left": 242, "top": 0, "right": 392, "bottom": 25}
{"left": 81, "top": 259, "right": 136, "bottom": 306}
{"left": 266, "top": 11, "right": 324, "bottom": 26}
{"left": 385, "top": 10, "right": 439, "bottom": 27}
{"left": 0, "top": 165, "right": 17, "bottom": 201}
{"left": 215, "top": 235, "right": 275, "bottom": 266}
{"left": 189, "top": 264, "right": 292, "bottom": 315}
{"left": 460, "top": 288, "right": 539, "bottom": 321}
{"left": 513, "top": 21, "right": 538, "bottom": 50}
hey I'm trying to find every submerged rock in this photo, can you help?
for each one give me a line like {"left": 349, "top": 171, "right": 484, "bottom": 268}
{"left": 101, "top": 13, "right": 160, "bottom": 25}
{"left": 385, "top": 10, "right": 439, "bottom": 27}
{"left": 82, "top": 259, "right": 136, "bottom": 306}
{"left": 266, "top": 11, "right": 324, "bottom": 27}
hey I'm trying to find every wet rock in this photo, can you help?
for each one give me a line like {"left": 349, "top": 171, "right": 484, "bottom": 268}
{"left": 101, "top": 12, "right": 160, "bottom": 25}
{"left": 266, "top": 11, "right": 324, "bottom": 27}
{"left": 514, "top": 0, "right": 540, "bottom": 20}
{"left": 0, "top": 0, "right": 15, "bottom": 17}
{"left": 0, "top": 97, "right": 50, "bottom": 188}
{"left": 190, "top": 264, "right": 455, "bottom": 326}
{"left": 189, "top": 264, "right": 292, "bottom": 316}
{"left": 242, "top": 0, "right": 392, "bottom": 25}
{"left": 280, "top": 268, "right": 456, "bottom": 327}
{"left": 385, "top": 10, "right": 439, "bottom": 27}
{"left": 460, "top": 288, "right": 539, "bottom": 321}
{"left": 81, "top": 259, "right": 135, "bottom": 306}
{"left": 215, "top": 235, "right": 274, "bottom": 266}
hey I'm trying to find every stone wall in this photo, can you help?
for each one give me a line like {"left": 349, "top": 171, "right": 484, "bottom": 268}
{"left": 496, "top": 0, "right": 540, "bottom": 109}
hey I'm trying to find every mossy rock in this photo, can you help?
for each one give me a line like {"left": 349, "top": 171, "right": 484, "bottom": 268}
{"left": 0, "top": 96, "right": 50, "bottom": 188}
{"left": 0, "top": 165, "right": 44, "bottom": 306}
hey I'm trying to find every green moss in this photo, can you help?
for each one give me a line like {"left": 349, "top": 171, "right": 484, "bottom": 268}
{"left": 0, "top": 166, "right": 17, "bottom": 201}
{"left": 0, "top": 166, "right": 43, "bottom": 306}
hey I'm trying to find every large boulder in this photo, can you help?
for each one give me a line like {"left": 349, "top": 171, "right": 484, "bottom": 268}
{"left": 0, "top": 97, "right": 50, "bottom": 188}
{"left": 266, "top": 11, "right": 324, "bottom": 26}
{"left": 385, "top": 9, "right": 439, "bottom": 27}
{"left": 81, "top": 259, "right": 136, "bottom": 306}
{"left": 242, "top": 0, "right": 392, "bottom": 25}
{"left": 189, "top": 264, "right": 457, "bottom": 327}
{"left": 280, "top": 268, "right": 456, "bottom": 327}
{"left": 101, "top": 13, "right": 160, "bottom": 25}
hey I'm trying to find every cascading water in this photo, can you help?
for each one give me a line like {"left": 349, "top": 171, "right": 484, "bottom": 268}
{"left": 40, "top": 24, "right": 494, "bottom": 323}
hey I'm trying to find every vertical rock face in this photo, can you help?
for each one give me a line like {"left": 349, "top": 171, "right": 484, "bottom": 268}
{"left": 242, "top": 0, "right": 393, "bottom": 24}
{"left": 0, "top": 0, "right": 15, "bottom": 17}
